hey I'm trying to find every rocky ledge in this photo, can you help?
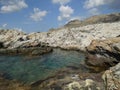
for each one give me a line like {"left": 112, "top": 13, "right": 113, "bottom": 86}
{"left": 102, "top": 63, "right": 120, "bottom": 90}
{"left": 85, "top": 37, "right": 120, "bottom": 72}
{"left": 0, "top": 30, "right": 53, "bottom": 56}
{"left": 0, "top": 47, "right": 52, "bottom": 56}
{"left": 85, "top": 36, "right": 120, "bottom": 90}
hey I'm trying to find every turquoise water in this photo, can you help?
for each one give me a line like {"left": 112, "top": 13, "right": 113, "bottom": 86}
{"left": 0, "top": 49, "right": 85, "bottom": 84}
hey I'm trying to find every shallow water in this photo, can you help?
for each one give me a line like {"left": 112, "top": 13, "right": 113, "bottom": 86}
{"left": 0, "top": 49, "right": 86, "bottom": 84}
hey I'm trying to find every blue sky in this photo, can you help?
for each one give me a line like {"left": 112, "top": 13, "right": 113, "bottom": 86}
{"left": 0, "top": 0, "right": 120, "bottom": 33}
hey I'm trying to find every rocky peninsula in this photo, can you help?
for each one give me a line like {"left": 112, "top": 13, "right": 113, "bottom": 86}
{"left": 0, "top": 13, "right": 120, "bottom": 90}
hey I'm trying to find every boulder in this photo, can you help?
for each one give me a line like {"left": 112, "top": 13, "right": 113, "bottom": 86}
{"left": 64, "top": 79, "right": 102, "bottom": 90}
{"left": 102, "top": 63, "right": 120, "bottom": 90}
{"left": 85, "top": 37, "right": 120, "bottom": 71}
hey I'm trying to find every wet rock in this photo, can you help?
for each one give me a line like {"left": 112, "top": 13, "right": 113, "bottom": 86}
{"left": 0, "top": 76, "right": 31, "bottom": 90}
{"left": 0, "top": 47, "right": 53, "bottom": 56}
{"left": 85, "top": 54, "right": 118, "bottom": 72}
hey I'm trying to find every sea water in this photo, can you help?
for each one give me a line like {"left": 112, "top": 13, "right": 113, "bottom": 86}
{"left": 0, "top": 49, "right": 85, "bottom": 84}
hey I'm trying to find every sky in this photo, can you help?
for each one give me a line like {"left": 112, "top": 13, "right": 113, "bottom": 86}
{"left": 0, "top": 0, "right": 120, "bottom": 33}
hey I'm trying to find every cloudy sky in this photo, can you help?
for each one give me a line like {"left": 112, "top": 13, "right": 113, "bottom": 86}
{"left": 0, "top": 0, "right": 120, "bottom": 32}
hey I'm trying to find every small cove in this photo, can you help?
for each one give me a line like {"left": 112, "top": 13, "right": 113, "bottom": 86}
{"left": 0, "top": 49, "right": 87, "bottom": 84}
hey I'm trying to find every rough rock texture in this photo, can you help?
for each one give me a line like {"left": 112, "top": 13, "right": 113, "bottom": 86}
{"left": 0, "top": 47, "right": 52, "bottom": 56}
{"left": 1, "top": 22, "right": 120, "bottom": 51}
{"left": 102, "top": 62, "right": 120, "bottom": 90}
{"left": 27, "top": 21, "right": 120, "bottom": 51}
{"left": 64, "top": 79, "right": 101, "bottom": 90}
{"left": 1, "top": 13, "right": 120, "bottom": 50}
{"left": 0, "top": 76, "right": 31, "bottom": 90}
{"left": 30, "top": 68, "right": 104, "bottom": 90}
{"left": 0, "top": 13, "right": 120, "bottom": 90}
{"left": 0, "top": 30, "right": 53, "bottom": 56}
{"left": 65, "top": 13, "right": 120, "bottom": 28}
{"left": 85, "top": 37, "right": 120, "bottom": 72}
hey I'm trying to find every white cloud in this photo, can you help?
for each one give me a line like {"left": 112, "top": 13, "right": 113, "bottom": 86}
{"left": 84, "top": 0, "right": 105, "bottom": 9}
{"left": 13, "top": 28, "right": 23, "bottom": 31}
{"left": 52, "top": 0, "right": 71, "bottom": 5}
{"left": 0, "top": 0, "right": 28, "bottom": 13}
{"left": 84, "top": 0, "right": 120, "bottom": 10}
{"left": 83, "top": 0, "right": 120, "bottom": 15}
{"left": 88, "top": 8, "right": 100, "bottom": 15}
{"left": 30, "top": 8, "right": 47, "bottom": 21}
{"left": 70, "top": 16, "right": 82, "bottom": 21}
{"left": 2, "top": 23, "right": 7, "bottom": 28}
{"left": 58, "top": 5, "right": 74, "bottom": 21}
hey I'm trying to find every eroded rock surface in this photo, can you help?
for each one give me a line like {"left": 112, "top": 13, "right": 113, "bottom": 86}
{"left": 65, "top": 13, "right": 120, "bottom": 28}
{"left": 85, "top": 37, "right": 120, "bottom": 72}
{"left": 1, "top": 21, "right": 120, "bottom": 51}
{"left": 102, "top": 63, "right": 120, "bottom": 90}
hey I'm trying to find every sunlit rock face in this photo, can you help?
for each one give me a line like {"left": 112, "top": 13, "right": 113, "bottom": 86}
{"left": 27, "top": 21, "right": 120, "bottom": 51}
{"left": 0, "top": 21, "right": 120, "bottom": 51}
{"left": 102, "top": 62, "right": 120, "bottom": 90}
{"left": 85, "top": 37, "right": 120, "bottom": 72}
{"left": 65, "top": 13, "right": 120, "bottom": 28}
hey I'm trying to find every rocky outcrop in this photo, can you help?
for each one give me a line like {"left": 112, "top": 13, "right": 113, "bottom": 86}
{"left": 0, "top": 47, "right": 52, "bottom": 56}
{"left": 30, "top": 68, "right": 104, "bottom": 90}
{"left": 65, "top": 13, "right": 120, "bottom": 28}
{"left": 1, "top": 20, "right": 120, "bottom": 51}
{"left": 26, "top": 21, "right": 120, "bottom": 51}
{"left": 85, "top": 37, "right": 120, "bottom": 72}
{"left": 0, "top": 13, "right": 120, "bottom": 90}
{"left": 64, "top": 79, "right": 102, "bottom": 90}
{"left": 102, "top": 62, "right": 120, "bottom": 90}
{"left": 0, "top": 30, "right": 53, "bottom": 56}
{"left": 0, "top": 76, "right": 31, "bottom": 90}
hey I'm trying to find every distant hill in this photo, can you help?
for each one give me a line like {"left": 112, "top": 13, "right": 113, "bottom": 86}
{"left": 65, "top": 13, "right": 120, "bottom": 28}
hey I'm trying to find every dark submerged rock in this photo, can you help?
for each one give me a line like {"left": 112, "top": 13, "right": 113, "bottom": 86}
{"left": 0, "top": 47, "right": 53, "bottom": 56}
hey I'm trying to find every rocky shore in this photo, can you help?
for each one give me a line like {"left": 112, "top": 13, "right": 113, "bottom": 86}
{"left": 0, "top": 13, "right": 120, "bottom": 90}
{"left": 0, "top": 30, "right": 53, "bottom": 56}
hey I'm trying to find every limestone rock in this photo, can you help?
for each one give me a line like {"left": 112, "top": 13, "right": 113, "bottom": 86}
{"left": 85, "top": 37, "right": 120, "bottom": 72}
{"left": 64, "top": 79, "right": 101, "bottom": 90}
{"left": 65, "top": 13, "right": 120, "bottom": 28}
{"left": 1, "top": 21, "right": 120, "bottom": 51}
{"left": 26, "top": 22, "right": 120, "bottom": 51}
{"left": 102, "top": 63, "right": 120, "bottom": 90}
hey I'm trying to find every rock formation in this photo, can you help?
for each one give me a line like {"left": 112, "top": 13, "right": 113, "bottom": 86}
{"left": 85, "top": 37, "right": 120, "bottom": 72}
{"left": 65, "top": 13, "right": 120, "bottom": 27}
{"left": 0, "top": 13, "right": 120, "bottom": 90}
{"left": 102, "top": 63, "right": 120, "bottom": 90}
{"left": 1, "top": 13, "right": 120, "bottom": 51}
{"left": 0, "top": 30, "right": 53, "bottom": 56}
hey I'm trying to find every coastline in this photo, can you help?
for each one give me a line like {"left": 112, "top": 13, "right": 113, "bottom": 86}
{"left": 0, "top": 13, "right": 120, "bottom": 90}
